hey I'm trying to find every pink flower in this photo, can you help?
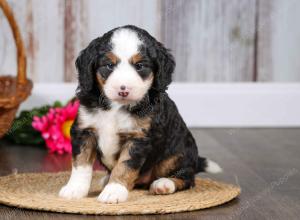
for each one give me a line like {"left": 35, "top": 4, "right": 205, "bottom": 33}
{"left": 32, "top": 100, "right": 80, "bottom": 154}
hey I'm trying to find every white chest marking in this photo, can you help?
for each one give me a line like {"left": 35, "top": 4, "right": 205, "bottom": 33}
{"left": 79, "top": 105, "right": 135, "bottom": 169}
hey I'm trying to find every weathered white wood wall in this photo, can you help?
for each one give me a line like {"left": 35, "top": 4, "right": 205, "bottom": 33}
{"left": 0, "top": 0, "right": 65, "bottom": 82}
{"left": 257, "top": 0, "right": 300, "bottom": 81}
{"left": 0, "top": 0, "right": 299, "bottom": 82}
{"left": 162, "top": 0, "right": 256, "bottom": 81}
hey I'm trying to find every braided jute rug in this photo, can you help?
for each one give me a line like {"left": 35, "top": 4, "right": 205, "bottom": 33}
{"left": 0, "top": 171, "right": 240, "bottom": 215}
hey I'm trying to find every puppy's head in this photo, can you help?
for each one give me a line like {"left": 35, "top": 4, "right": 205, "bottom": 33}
{"left": 76, "top": 25, "right": 175, "bottom": 106}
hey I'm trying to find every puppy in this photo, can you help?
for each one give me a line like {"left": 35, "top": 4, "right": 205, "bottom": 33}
{"left": 59, "top": 25, "right": 221, "bottom": 203}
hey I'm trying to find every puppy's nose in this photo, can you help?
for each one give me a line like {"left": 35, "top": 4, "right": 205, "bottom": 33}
{"left": 118, "top": 85, "right": 130, "bottom": 97}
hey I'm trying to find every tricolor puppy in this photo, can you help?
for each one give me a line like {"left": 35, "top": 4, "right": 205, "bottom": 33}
{"left": 59, "top": 25, "right": 222, "bottom": 203}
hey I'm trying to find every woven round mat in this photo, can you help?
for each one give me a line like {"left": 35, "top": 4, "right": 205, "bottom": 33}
{"left": 0, "top": 171, "right": 240, "bottom": 215}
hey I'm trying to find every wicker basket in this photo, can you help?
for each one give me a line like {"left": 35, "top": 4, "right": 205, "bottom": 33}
{"left": 0, "top": 0, "right": 32, "bottom": 138}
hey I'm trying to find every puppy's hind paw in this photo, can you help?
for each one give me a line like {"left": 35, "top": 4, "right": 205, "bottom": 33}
{"left": 150, "top": 178, "right": 176, "bottom": 195}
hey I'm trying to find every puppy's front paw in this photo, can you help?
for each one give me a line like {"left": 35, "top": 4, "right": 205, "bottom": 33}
{"left": 150, "top": 178, "right": 176, "bottom": 195}
{"left": 59, "top": 184, "right": 89, "bottom": 199}
{"left": 97, "top": 183, "right": 128, "bottom": 203}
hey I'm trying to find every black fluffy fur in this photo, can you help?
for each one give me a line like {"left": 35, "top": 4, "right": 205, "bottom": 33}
{"left": 73, "top": 25, "right": 216, "bottom": 190}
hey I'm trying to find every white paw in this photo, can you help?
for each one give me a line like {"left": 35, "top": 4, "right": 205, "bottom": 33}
{"left": 97, "top": 183, "right": 128, "bottom": 203}
{"left": 150, "top": 178, "right": 176, "bottom": 195}
{"left": 59, "top": 166, "right": 92, "bottom": 199}
{"left": 99, "top": 174, "right": 110, "bottom": 191}
{"left": 59, "top": 183, "right": 89, "bottom": 199}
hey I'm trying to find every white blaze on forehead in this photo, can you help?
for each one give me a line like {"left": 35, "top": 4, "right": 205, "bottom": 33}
{"left": 111, "top": 28, "right": 142, "bottom": 60}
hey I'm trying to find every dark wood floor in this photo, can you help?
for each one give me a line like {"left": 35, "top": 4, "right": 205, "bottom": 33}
{"left": 0, "top": 128, "right": 299, "bottom": 220}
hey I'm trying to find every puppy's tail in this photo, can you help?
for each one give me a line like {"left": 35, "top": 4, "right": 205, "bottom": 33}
{"left": 196, "top": 156, "right": 222, "bottom": 174}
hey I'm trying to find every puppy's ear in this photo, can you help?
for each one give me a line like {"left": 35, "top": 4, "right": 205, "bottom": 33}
{"left": 75, "top": 39, "right": 99, "bottom": 93}
{"left": 152, "top": 42, "right": 175, "bottom": 92}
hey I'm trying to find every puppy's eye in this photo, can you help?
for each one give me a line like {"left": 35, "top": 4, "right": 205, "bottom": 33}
{"left": 135, "top": 63, "right": 144, "bottom": 71}
{"left": 106, "top": 63, "right": 114, "bottom": 70}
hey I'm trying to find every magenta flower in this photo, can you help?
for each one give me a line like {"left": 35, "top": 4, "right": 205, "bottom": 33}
{"left": 32, "top": 100, "right": 80, "bottom": 154}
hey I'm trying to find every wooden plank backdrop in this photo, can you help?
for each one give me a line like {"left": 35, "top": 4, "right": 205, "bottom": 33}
{"left": 0, "top": 0, "right": 65, "bottom": 82}
{"left": 161, "top": 0, "right": 256, "bottom": 82}
{"left": 0, "top": 0, "right": 299, "bottom": 82}
{"left": 257, "top": 0, "right": 300, "bottom": 81}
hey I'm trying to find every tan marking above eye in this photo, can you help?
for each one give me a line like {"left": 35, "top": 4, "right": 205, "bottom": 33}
{"left": 130, "top": 53, "right": 143, "bottom": 64}
{"left": 106, "top": 52, "right": 119, "bottom": 64}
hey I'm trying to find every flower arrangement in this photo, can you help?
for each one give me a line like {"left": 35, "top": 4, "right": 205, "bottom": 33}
{"left": 5, "top": 100, "right": 79, "bottom": 155}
